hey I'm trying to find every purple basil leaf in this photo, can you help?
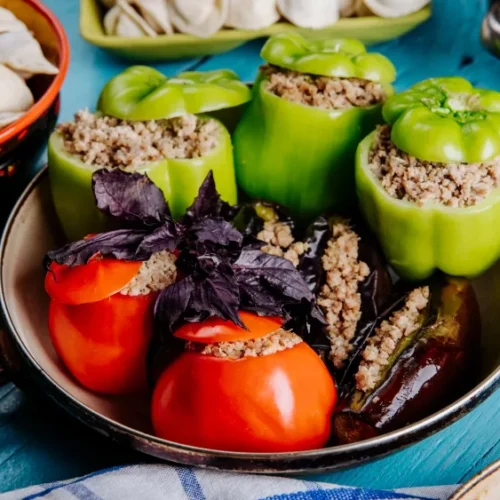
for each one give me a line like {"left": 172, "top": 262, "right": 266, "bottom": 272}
{"left": 190, "top": 218, "right": 243, "bottom": 246}
{"left": 182, "top": 171, "right": 232, "bottom": 223}
{"left": 236, "top": 280, "right": 285, "bottom": 317}
{"left": 44, "top": 229, "right": 150, "bottom": 268}
{"left": 154, "top": 277, "right": 195, "bottom": 333}
{"left": 135, "top": 221, "right": 179, "bottom": 260}
{"left": 188, "top": 263, "right": 244, "bottom": 328}
{"left": 234, "top": 249, "right": 316, "bottom": 304}
{"left": 92, "top": 169, "right": 169, "bottom": 226}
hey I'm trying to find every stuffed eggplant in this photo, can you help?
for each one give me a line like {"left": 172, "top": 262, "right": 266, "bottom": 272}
{"left": 331, "top": 278, "right": 481, "bottom": 444}
{"left": 49, "top": 66, "right": 251, "bottom": 241}
{"left": 294, "top": 216, "right": 394, "bottom": 393}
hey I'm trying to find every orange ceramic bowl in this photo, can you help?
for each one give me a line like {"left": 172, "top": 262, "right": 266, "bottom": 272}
{"left": 0, "top": 0, "right": 69, "bottom": 183}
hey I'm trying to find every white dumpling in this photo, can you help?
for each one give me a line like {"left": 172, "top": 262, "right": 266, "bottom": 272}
{"left": 0, "top": 111, "right": 25, "bottom": 128}
{"left": 0, "top": 6, "right": 28, "bottom": 33}
{"left": 133, "top": 0, "right": 173, "bottom": 34}
{"left": 104, "top": 4, "right": 144, "bottom": 36}
{"left": 277, "top": 0, "right": 339, "bottom": 29}
{"left": 168, "top": 0, "right": 228, "bottom": 38}
{"left": 226, "top": 0, "right": 280, "bottom": 30}
{"left": 339, "top": 0, "right": 362, "bottom": 17}
{"left": 362, "top": 0, "right": 430, "bottom": 17}
{"left": 170, "top": 0, "right": 213, "bottom": 26}
{"left": 0, "top": 64, "right": 34, "bottom": 116}
{"left": 104, "top": 1, "right": 157, "bottom": 36}
{"left": 0, "top": 30, "right": 59, "bottom": 75}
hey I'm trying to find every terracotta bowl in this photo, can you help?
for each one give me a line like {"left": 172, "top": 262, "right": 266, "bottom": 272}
{"left": 1, "top": 168, "right": 500, "bottom": 473}
{"left": 0, "top": 0, "right": 69, "bottom": 189}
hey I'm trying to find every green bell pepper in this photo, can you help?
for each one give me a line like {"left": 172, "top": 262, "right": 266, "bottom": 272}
{"left": 49, "top": 116, "right": 237, "bottom": 241}
{"left": 382, "top": 77, "right": 500, "bottom": 163}
{"left": 234, "top": 34, "right": 395, "bottom": 220}
{"left": 355, "top": 131, "right": 500, "bottom": 280}
{"left": 49, "top": 65, "right": 250, "bottom": 241}
{"left": 98, "top": 66, "right": 252, "bottom": 121}
{"left": 261, "top": 33, "right": 396, "bottom": 82}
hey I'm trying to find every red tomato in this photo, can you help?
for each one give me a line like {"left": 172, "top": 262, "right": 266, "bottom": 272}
{"left": 151, "top": 342, "right": 337, "bottom": 452}
{"left": 174, "top": 312, "right": 283, "bottom": 344}
{"left": 45, "top": 259, "right": 142, "bottom": 305}
{"left": 49, "top": 293, "right": 155, "bottom": 394}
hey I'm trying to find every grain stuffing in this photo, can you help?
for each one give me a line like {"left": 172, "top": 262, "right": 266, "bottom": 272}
{"left": 120, "top": 250, "right": 177, "bottom": 296}
{"left": 262, "top": 64, "right": 386, "bottom": 109}
{"left": 355, "top": 286, "right": 429, "bottom": 392}
{"left": 317, "top": 221, "right": 370, "bottom": 369}
{"left": 257, "top": 218, "right": 307, "bottom": 267}
{"left": 56, "top": 109, "right": 220, "bottom": 169}
{"left": 370, "top": 125, "right": 500, "bottom": 208}
{"left": 187, "top": 329, "right": 302, "bottom": 360}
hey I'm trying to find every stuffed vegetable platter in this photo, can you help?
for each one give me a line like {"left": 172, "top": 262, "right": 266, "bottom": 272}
{"left": 1, "top": 33, "right": 500, "bottom": 473}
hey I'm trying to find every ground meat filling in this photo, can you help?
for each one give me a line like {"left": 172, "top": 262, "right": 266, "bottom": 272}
{"left": 120, "top": 250, "right": 177, "bottom": 296}
{"left": 262, "top": 64, "right": 386, "bottom": 109}
{"left": 317, "top": 221, "right": 370, "bottom": 369}
{"left": 355, "top": 286, "right": 429, "bottom": 392}
{"left": 57, "top": 109, "right": 220, "bottom": 169}
{"left": 186, "top": 329, "right": 302, "bottom": 360}
{"left": 257, "top": 217, "right": 307, "bottom": 267}
{"left": 370, "top": 125, "right": 500, "bottom": 208}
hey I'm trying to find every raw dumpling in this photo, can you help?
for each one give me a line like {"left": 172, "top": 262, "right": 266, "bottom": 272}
{"left": 104, "top": 0, "right": 157, "bottom": 36}
{"left": 0, "top": 6, "right": 28, "bottom": 33}
{"left": 167, "top": 0, "right": 228, "bottom": 38}
{"left": 226, "top": 0, "right": 280, "bottom": 30}
{"left": 133, "top": 0, "right": 173, "bottom": 34}
{"left": 277, "top": 0, "right": 339, "bottom": 29}
{"left": 0, "top": 111, "right": 25, "bottom": 128}
{"left": 339, "top": 0, "right": 362, "bottom": 17}
{"left": 0, "top": 30, "right": 59, "bottom": 75}
{"left": 361, "top": 0, "right": 430, "bottom": 17}
{"left": 0, "top": 64, "right": 34, "bottom": 128}
{"left": 170, "top": 0, "right": 213, "bottom": 26}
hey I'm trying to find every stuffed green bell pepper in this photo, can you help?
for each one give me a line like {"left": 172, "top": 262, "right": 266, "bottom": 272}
{"left": 233, "top": 33, "right": 396, "bottom": 220}
{"left": 355, "top": 77, "right": 500, "bottom": 280}
{"left": 49, "top": 66, "right": 251, "bottom": 241}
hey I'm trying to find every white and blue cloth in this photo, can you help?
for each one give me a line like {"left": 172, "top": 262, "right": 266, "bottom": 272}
{"left": 0, "top": 464, "right": 459, "bottom": 499}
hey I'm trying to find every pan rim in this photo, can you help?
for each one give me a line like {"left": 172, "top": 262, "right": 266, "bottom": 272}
{"left": 1, "top": 166, "right": 499, "bottom": 472}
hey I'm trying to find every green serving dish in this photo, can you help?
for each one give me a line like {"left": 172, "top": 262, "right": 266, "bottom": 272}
{"left": 80, "top": 0, "right": 431, "bottom": 62}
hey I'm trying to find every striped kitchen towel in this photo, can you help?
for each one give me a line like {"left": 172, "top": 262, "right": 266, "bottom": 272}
{"left": 0, "top": 464, "right": 459, "bottom": 500}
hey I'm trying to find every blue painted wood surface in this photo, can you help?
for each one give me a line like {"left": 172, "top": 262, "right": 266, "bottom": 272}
{"left": 1, "top": 0, "right": 500, "bottom": 494}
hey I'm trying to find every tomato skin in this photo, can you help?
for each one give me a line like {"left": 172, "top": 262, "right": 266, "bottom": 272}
{"left": 151, "top": 343, "right": 337, "bottom": 452}
{"left": 174, "top": 312, "right": 283, "bottom": 344}
{"left": 45, "top": 259, "right": 142, "bottom": 305}
{"left": 49, "top": 293, "right": 156, "bottom": 394}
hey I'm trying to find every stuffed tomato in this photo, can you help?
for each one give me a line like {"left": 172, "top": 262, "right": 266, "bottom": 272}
{"left": 356, "top": 77, "right": 500, "bottom": 280}
{"left": 152, "top": 312, "right": 337, "bottom": 452}
{"left": 234, "top": 33, "right": 396, "bottom": 219}
{"left": 49, "top": 66, "right": 251, "bottom": 240}
{"left": 46, "top": 250, "right": 177, "bottom": 394}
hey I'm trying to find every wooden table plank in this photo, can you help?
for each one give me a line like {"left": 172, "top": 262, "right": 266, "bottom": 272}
{"left": 1, "top": 0, "right": 500, "bottom": 494}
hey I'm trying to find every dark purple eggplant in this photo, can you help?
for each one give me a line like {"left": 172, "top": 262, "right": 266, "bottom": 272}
{"left": 295, "top": 216, "right": 393, "bottom": 396}
{"left": 331, "top": 278, "right": 480, "bottom": 444}
{"left": 232, "top": 201, "right": 295, "bottom": 244}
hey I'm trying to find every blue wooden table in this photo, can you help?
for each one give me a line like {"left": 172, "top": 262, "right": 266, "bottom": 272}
{"left": 2, "top": 0, "right": 500, "bottom": 495}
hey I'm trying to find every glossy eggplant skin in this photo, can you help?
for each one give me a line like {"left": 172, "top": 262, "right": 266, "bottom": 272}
{"left": 331, "top": 278, "right": 481, "bottom": 444}
{"left": 296, "top": 216, "right": 393, "bottom": 395}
